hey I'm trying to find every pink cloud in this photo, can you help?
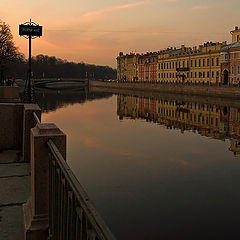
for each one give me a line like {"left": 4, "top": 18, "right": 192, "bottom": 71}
{"left": 63, "top": 1, "right": 148, "bottom": 26}
{"left": 190, "top": 6, "right": 209, "bottom": 11}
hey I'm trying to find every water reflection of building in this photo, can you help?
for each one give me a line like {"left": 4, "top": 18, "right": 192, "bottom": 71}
{"left": 117, "top": 94, "right": 240, "bottom": 155}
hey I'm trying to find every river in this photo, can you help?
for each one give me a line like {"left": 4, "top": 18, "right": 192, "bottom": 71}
{"left": 38, "top": 88, "right": 240, "bottom": 240}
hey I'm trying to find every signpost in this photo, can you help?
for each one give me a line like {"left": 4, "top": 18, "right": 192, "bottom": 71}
{"left": 19, "top": 19, "right": 42, "bottom": 103}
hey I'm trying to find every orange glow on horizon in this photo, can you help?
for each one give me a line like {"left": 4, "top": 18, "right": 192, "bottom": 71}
{"left": 2, "top": 0, "right": 239, "bottom": 67}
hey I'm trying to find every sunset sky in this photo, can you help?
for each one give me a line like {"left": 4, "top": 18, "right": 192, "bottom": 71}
{"left": 1, "top": 0, "right": 239, "bottom": 67}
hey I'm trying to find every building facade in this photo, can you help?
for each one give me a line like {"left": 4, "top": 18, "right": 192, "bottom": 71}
{"left": 138, "top": 53, "right": 158, "bottom": 82}
{"left": 157, "top": 42, "right": 223, "bottom": 84}
{"left": 116, "top": 52, "right": 139, "bottom": 81}
{"left": 117, "top": 26, "right": 240, "bottom": 84}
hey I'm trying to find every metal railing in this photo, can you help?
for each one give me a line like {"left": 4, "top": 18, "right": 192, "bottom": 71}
{"left": 47, "top": 139, "right": 116, "bottom": 240}
{"left": 33, "top": 111, "right": 41, "bottom": 124}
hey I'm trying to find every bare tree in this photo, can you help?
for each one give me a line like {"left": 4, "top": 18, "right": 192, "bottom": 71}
{"left": 0, "top": 20, "right": 22, "bottom": 85}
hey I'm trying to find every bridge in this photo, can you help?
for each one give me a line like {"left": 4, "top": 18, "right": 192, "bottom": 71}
{"left": 0, "top": 86, "right": 115, "bottom": 240}
{"left": 34, "top": 78, "right": 88, "bottom": 89}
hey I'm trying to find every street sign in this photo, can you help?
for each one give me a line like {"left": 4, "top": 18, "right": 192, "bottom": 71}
{"left": 176, "top": 67, "right": 190, "bottom": 72}
{"left": 19, "top": 24, "right": 42, "bottom": 37}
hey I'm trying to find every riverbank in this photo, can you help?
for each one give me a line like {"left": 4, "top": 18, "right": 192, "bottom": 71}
{"left": 90, "top": 86, "right": 240, "bottom": 109}
{"left": 90, "top": 80, "right": 240, "bottom": 99}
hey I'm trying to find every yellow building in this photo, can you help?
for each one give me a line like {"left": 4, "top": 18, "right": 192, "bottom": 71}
{"left": 117, "top": 26, "right": 240, "bottom": 84}
{"left": 116, "top": 52, "right": 138, "bottom": 81}
{"left": 157, "top": 42, "right": 225, "bottom": 84}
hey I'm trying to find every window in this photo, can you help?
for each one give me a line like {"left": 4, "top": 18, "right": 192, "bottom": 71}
{"left": 238, "top": 65, "right": 240, "bottom": 74}
{"left": 207, "top": 58, "right": 210, "bottom": 66}
{"left": 203, "top": 72, "right": 205, "bottom": 78}
{"left": 199, "top": 72, "right": 202, "bottom": 78}
{"left": 207, "top": 71, "right": 210, "bottom": 78}
{"left": 216, "top": 57, "right": 219, "bottom": 66}
{"left": 195, "top": 72, "right": 197, "bottom": 78}
{"left": 231, "top": 66, "right": 234, "bottom": 74}
{"left": 191, "top": 60, "right": 193, "bottom": 67}
{"left": 216, "top": 71, "right": 219, "bottom": 77}
{"left": 187, "top": 60, "right": 189, "bottom": 67}
{"left": 203, "top": 59, "right": 205, "bottom": 67}
{"left": 191, "top": 72, "right": 193, "bottom": 78}
{"left": 183, "top": 60, "right": 185, "bottom": 68}
{"left": 173, "top": 62, "right": 175, "bottom": 69}
{"left": 199, "top": 59, "right": 201, "bottom": 67}
{"left": 212, "top": 71, "right": 214, "bottom": 78}
{"left": 195, "top": 59, "right": 197, "bottom": 67}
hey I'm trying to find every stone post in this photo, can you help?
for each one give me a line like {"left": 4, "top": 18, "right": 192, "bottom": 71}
{"left": 23, "top": 123, "right": 66, "bottom": 240}
{"left": 22, "top": 104, "right": 41, "bottom": 162}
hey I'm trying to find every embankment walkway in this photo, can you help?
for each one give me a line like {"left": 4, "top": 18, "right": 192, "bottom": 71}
{"left": 0, "top": 150, "right": 30, "bottom": 240}
{"left": 90, "top": 80, "right": 240, "bottom": 99}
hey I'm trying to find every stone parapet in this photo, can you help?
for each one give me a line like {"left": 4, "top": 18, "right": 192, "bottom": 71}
{"left": 22, "top": 104, "right": 41, "bottom": 162}
{"left": 23, "top": 123, "right": 66, "bottom": 240}
{"left": 0, "top": 86, "right": 20, "bottom": 102}
{"left": 0, "top": 103, "right": 23, "bottom": 151}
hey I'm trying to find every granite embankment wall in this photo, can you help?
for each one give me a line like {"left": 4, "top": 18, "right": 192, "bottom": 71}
{"left": 90, "top": 86, "right": 240, "bottom": 109}
{"left": 90, "top": 80, "right": 240, "bottom": 99}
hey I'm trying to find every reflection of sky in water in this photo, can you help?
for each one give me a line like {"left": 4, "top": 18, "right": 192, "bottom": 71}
{"left": 42, "top": 95, "right": 240, "bottom": 240}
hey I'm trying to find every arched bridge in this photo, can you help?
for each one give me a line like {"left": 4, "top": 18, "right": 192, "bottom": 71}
{"left": 34, "top": 78, "right": 88, "bottom": 89}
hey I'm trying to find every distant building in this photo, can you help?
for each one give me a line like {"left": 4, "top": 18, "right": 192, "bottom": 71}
{"left": 116, "top": 52, "right": 139, "bottom": 81}
{"left": 117, "top": 26, "right": 240, "bottom": 84}
{"left": 157, "top": 42, "right": 223, "bottom": 84}
{"left": 138, "top": 52, "right": 158, "bottom": 81}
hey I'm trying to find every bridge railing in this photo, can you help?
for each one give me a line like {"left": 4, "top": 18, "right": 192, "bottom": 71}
{"left": 23, "top": 111, "right": 116, "bottom": 240}
{"left": 47, "top": 139, "right": 116, "bottom": 240}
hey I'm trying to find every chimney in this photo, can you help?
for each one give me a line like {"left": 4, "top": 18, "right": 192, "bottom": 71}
{"left": 235, "top": 26, "right": 239, "bottom": 31}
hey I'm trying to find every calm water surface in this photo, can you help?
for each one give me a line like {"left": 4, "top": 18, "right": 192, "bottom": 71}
{"left": 40, "top": 90, "right": 240, "bottom": 240}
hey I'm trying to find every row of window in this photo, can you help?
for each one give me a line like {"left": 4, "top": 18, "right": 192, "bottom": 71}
{"left": 139, "top": 65, "right": 157, "bottom": 71}
{"left": 158, "top": 57, "right": 219, "bottom": 70}
{"left": 136, "top": 58, "right": 220, "bottom": 69}
{"left": 158, "top": 71, "right": 220, "bottom": 79}
{"left": 230, "top": 65, "right": 240, "bottom": 74}
{"left": 139, "top": 57, "right": 158, "bottom": 64}
{"left": 157, "top": 108, "right": 219, "bottom": 126}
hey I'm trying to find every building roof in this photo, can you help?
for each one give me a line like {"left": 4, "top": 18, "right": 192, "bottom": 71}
{"left": 222, "top": 41, "right": 240, "bottom": 51}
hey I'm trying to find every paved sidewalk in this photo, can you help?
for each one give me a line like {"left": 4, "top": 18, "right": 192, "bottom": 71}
{"left": 0, "top": 150, "right": 30, "bottom": 240}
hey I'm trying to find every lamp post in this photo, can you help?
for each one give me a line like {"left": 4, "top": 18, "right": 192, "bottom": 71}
{"left": 19, "top": 19, "right": 42, "bottom": 103}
